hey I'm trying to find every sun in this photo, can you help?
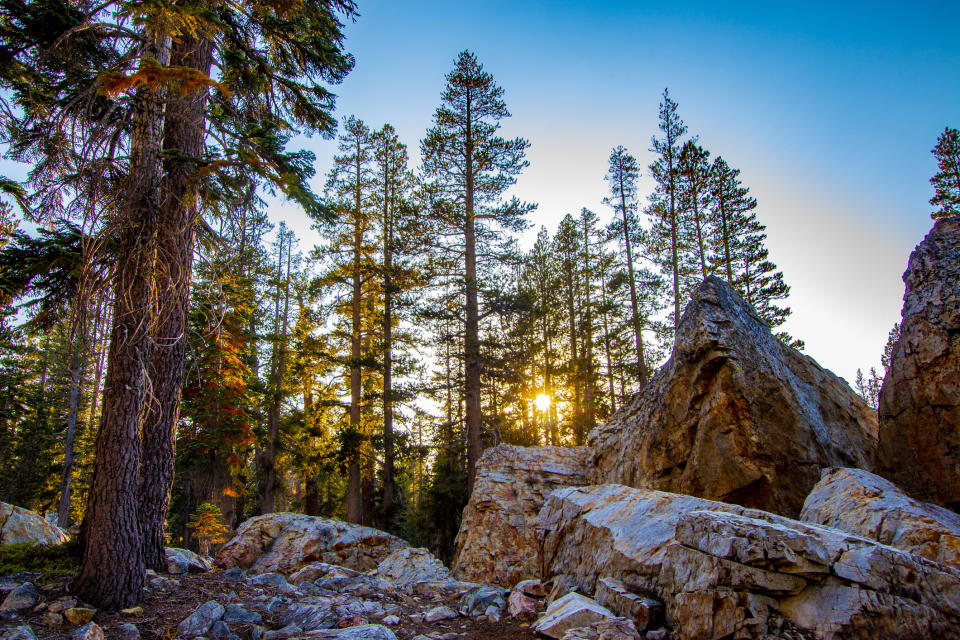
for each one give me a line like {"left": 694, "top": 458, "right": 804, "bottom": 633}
{"left": 534, "top": 393, "right": 551, "bottom": 412}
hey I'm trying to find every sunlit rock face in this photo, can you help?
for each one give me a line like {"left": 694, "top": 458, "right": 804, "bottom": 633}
{"left": 878, "top": 215, "right": 960, "bottom": 510}
{"left": 537, "top": 484, "right": 960, "bottom": 640}
{"left": 213, "top": 512, "right": 408, "bottom": 575}
{"left": 451, "top": 444, "right": 590, "bottom": 587}
{"left": 0, "top": 502, "right": 68, "bottom": 546}
{"left": 801, "top": 467, "right": 960, "bottom": 570}
{"left": 588, "top": 276, "right": 878, "bottom": 518}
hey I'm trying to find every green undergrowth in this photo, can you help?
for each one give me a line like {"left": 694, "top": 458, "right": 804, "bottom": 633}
{"left": 0, "top": 539, "right": 80, "bottom": 579}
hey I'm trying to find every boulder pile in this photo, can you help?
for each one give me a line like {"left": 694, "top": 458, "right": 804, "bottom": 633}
{"left": 450, "top": 220, "right": 960, "bottom": 640}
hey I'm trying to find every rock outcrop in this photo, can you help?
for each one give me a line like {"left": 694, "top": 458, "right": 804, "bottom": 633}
{"left": 537, "top": 484, "right": 960, "bottom": 640}
{"left": 451, "top": 444, "right": 589, "bottom": 586}
{"left": 801, "top": 467, "right": 960, "bottom": 570}
{"left": 878, "top": 216, "right": 960, "bottom": 509}
{"left": 589, "top": 276, "right": 878, "bottom": 518}
{"left": 214, "top": 513, "right": 407, "bottom": 575}
{"left": 0, "top": 503, "right": 68, "bottom": 546}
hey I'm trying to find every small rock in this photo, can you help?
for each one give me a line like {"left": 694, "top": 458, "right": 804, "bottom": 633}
{"left": 423, "top": 605, "right": 457, "bottom": 622}
{"left": 283, "top": 603, "right": 337, "bottom": 631}
{"left": 485, "top": 604, "right": 501, "bottom": 622}
{"left": 0, "top": 583, "right": 39, "bottom": 612}
{"left": 458, "top": 586, "right": 506, "bottom": 616}
{"left": 314, "top": 625, "right": 399, "bottom": 640}
{"left": 117, "top": 623, "right": 140, "bottom": 640}
{"left": 222, "top": 567, "right": 246, "bottom": 583}
{"left": 507, "top": 588, "right": 538, "bottom": 620}
{"left": 177, "top": 600, "right": 226, "bottom": 637}
{"left": 166, "top": 547, "right": 212, "bottom": 574}
{"left": 262, "top": 624, "right": 301, "bottom": 640}
{"left": 561, "top": 617, "right": 641, "bottom": 640}
{"left": 248, "top": 573, "right": 295, "bottom": 593}
{"left": 120, "top": 606, "right": 143, "bottom": 617}
{"left": 208, "top": 620, "right": 239, "bottom": 640}
{"left": 71, "top": 622, "right": 104, "bottom": 640}
{"left": 408, "top": 613, "right": 423, "bottom": 624}
{"left": 645, "top": 631, "right": 668, "bottom": 640}
{"left": 0, "top": 626, "right": 36, "bottom": 640}
{"left": 381, "top": 615, "right": 400, "bottom": 625}
{"left": 533, "top": 593, "right": 618, "bottom": 640}
{"left": 63, "top": 607, "right": 96, "bottom": 625}
{"left": 40, "top": 612, "right": 64, "bottom": 627}
{"left": 47, "top": 597, "right": 76, "bottom": 614}
{"left": 266, "top": 595, "right": 292, "bottom": 612}
{"left": 223, "top": 603, "right": 261, "bottom": 624}
{"left": 515, "top": 580, "right": 550, "bottom": 598}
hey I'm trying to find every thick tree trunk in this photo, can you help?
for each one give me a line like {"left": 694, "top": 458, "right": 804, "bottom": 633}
{"left": 76, "top": 31, "right": 169, "bottom": 611}
{"left": 463, "top": 100, "right": 483, "bottom": 495}
{"left": 139, "top": 33, "right": 212, "bottom": 572}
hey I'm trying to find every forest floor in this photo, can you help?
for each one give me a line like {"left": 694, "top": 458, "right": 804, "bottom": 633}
{"left": 1, "top": 569, "right": 541, "bottom": 640}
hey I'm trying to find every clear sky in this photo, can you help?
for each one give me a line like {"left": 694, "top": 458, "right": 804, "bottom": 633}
{"left": 270, "top": 0, "right": 959, "bottom": 386}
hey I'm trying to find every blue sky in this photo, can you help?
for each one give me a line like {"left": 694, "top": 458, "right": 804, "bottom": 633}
{"left": 269, "top": 0, "right": 959, "bottom": 385}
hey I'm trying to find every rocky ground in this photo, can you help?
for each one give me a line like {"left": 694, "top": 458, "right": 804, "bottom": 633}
{"left": 1, "top": 562, "right": 542, "bottom": 640}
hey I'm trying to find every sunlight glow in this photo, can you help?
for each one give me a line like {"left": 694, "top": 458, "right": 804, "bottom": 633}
{"left": 534, "top": 393, "right": 551, "bottom": 412}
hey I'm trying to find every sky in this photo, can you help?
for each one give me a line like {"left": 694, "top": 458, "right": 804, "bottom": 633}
{"left": 3, "top": 1, "right": 955, "bottom": 388}
{"left": 266, "top": 0, "right": 960, "bottom": 386}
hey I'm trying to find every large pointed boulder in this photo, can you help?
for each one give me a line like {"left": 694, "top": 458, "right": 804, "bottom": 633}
{"left": 878, "top": 216, "right": 960, "bottom": 509}
{"left": 451, "top": 444, "right": 589, "bottom": 586}
{"left": 589, "top": 276, "right": 878, "bottom": 517}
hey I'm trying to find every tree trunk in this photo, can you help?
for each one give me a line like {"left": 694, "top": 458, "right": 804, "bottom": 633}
{"left": 381, "top": 173, "right": 396, "bottom": 523}
{"left": 262, "top": 231, "right": 292, "bottom": 514}
{"left": 463, "top": 93, "right": 483, "bottom": 495}
{"left": 75, "top": 30, "right": 169, "bottom": 611}
{"left": 57, "top": 328, "right": 85, "bottom": 528}
{"left": 139, "top": 33, "right": 212, "bottom": 572}
{"left": 618, "top": 176, "right": 647, "bottom": 387}
{"left": 598, "top": 257, "right": 617, "bottom": 413}
{"left": 346, "top": 138, "right": 365, "bottom": 523}
{"left": 580, "top": 214, "right": 596, "bottom": 433}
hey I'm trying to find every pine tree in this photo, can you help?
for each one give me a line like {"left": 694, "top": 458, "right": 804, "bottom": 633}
{"left": 708, "top": 156, "right": 756, "bottom": 285}
{"left": 930, "top": 126, "right": 960, "bottom": 220}
{"left": 678, "top": 140, "right": 713, "bottom": 279}
{"left": 318, "top": 115, "right": 376, "bottom": 523}
{"left": 420, "top": 50, "right": 533, "bottom": 493}
{"left": 649, "top": 89, "right": 691, "bottom": 330}
{"left": 602, "top": 147, "right": 649, "bottom": 386}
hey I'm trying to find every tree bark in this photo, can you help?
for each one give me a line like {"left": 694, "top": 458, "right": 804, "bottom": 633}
{"left": 346, "top": 136, "right": 365, "bottom": 523}
{"left": 139, "top": 33, "right": 212, "bottom": 572}
{"left": 75, "top": 30, "right": 169, "bottom": 610}
{"left": 380, "top": 167, "right": 396, "bottom": 523}
{"left": 618, "top": 174, "right": 647, "bottom": 387}
{"left": 262, "top": 230, "right": 291, "bottom": 514}
{"left": 463, "top": 90, "right": 483, "bottom": 495}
